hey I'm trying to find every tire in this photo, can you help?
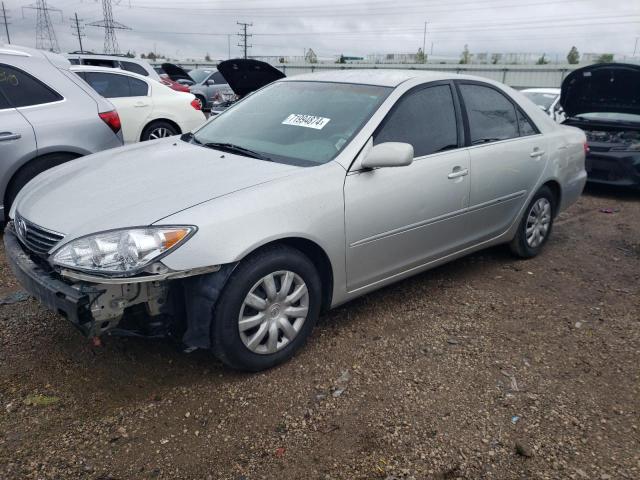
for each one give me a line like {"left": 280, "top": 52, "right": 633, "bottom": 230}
{"left": 140, "top": 121, "right": 179, "bottom": 141}
{"left": 211, "top": 245, "right": 322, "bottom": 371}
{"left": 4, "top": 153, "right": 78, "bottom": 220}
{"left": 509, "top": 185, "right": 556, "bottom": 258}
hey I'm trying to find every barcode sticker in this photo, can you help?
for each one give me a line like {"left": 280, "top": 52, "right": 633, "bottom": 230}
{"left": 282, "top": 114, "right": 331, "bottom": 130}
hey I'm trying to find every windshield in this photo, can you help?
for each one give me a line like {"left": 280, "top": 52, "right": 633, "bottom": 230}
{"left": 191, "top": 81, "right": 392, "bottom": 166}
{"left": 522, "top": 91, "right": 558, "bottom": 111}
{"left": 190, "top": 69, "right": 214, "bottom": 84}
{"left": 576, "top": 112, "right": 640, "bottom": 124}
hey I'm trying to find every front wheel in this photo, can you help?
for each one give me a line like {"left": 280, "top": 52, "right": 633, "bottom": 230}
{"left": 211, "top": 245, "right": 322, "bottom": 371}
{"left": 509, "top": 186, "right": 555, "bottom": 258}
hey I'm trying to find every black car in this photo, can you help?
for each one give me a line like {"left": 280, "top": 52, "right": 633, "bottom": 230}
{"left": 560, "top": 63, "right": 640, "bottom": 188}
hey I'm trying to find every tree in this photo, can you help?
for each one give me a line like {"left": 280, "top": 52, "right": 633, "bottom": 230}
{"left": 146, "top": 51, "right": 157, "bottom": 61}
{"left": 140, "top": 53, "right": 146, "bottom": 59}
{"left": 204, "top": 52, "right": 212, "bottom": 62}
{"left": 566, "top": 46, "right": 580, "bottom": 64}
{"left": 416, "top": 47, "right": 425, "bottom": 64}
{"left": 336, "top": 54, "right": 346, "bottom": 64}
{"left": 596, "top": 53, "right": 614, "bottom": 63}
{"left": 536, "top": 53, "right": 549, "bottom": 65}
{"left": 459, "top": 44, "right": 471, "bottom": 64}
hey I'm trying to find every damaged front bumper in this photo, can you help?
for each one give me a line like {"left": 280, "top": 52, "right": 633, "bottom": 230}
{"left": 3, "top": 225, "right": 227, "bottom": 342}
{"left": 585, "top": 150, "right": 640, "bottom": 188}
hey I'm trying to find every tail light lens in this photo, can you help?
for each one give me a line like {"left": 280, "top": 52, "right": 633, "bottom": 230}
{"left": 583, "top": 142, "right": 590, "bottom": 154}
{"left": 99, "top": 110, "right": 121, "bottom": 134}
{"left": 190, "top": 98, "right": 202, "bottom": 110}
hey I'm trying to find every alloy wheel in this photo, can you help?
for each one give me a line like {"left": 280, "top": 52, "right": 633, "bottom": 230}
{"left": 238, "top": 270, "right": 309, "bottom": 355}
{"left": 525, "top": 197, "right": 551, "bottom": 248}
{"left": 148, "top": 127, "right": 172, "bottom": 139}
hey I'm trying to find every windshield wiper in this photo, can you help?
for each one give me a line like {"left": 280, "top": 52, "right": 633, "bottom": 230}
{"left": 201, "top": 142, "right": 273, "bottom": 161}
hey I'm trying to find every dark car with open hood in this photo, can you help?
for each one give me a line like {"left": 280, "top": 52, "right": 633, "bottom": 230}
{"left": 560, "top": 63, "right": 640, "bottom": 189}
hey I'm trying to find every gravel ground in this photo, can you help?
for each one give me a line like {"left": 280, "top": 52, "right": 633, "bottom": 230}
{"left": 0, "top": 186, "right": 639, "bottom": 480}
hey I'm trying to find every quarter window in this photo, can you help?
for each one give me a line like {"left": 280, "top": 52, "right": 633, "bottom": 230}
{"left": 459, "top": 84, "right": 519, "bottom": 144}
{"left": 374, "top": 84, "right": 458, "bottom": 157}
{"left": 121, "top": 61, "right": 149, "bottom": 76}
{"left": 0, "top": 64, "right": 63, "bottom": 108}
{"left": 82, "top": 72, "right": 148, "bottom": 98}
{"left": 517, "top": 109, "right": 537, "bottom": 136}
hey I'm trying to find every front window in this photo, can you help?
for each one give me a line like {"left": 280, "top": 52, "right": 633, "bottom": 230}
{"left": 190, "top": 69, "right": 214, "bottom": 84}
{"left": 522, "top": 91, "right": 558, "bottom": 111}
{"left": 191, "top": 81, "right": 391, "bottom": 166}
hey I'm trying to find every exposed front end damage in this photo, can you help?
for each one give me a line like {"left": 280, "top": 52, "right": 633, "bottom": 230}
{"left": 4, "top": 223, "right": 234, "bottom": 348}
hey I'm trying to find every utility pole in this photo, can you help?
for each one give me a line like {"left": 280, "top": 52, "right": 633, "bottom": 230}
{"left": 634, "top": 37, "right": 639, "bottom": 56}
{"left": 237, "top": 21, "right": 252, "bottom": 59}
{"left": 22, "top": 0, "right": 61, "bottom": 52}
{"left": 227, "top": 33, "right": 231, "bottom": 59}
{"left": 87, "top": 0, "right": 130, "bottom": 54}
{"left": 422, "top": 21, "right": 427, "bottom": 63}
{"left": 70, "top": 12, "right": 85, "bottom": 52}
{"left": 1, "top": 2, "right": 10, "bottom": 44}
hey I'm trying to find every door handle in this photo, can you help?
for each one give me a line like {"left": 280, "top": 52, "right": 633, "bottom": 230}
{"left": 448, "top": 167, "right": 469, "bottom": 179}
{"left": 0, "top": 132, "right": 21, "bottom": 142}
{"left": 134, "top": 102, "right": 149, "bottom": 108}
{"left": 530, "top": 149, "right": 545, "bottom": 158}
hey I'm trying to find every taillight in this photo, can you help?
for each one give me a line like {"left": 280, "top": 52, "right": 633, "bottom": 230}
{"left": 190, "top": 98, "right": 202, "bottom": 110}
{"left": 99, "top": 110, "right": 121, "bottom": 134}
{"left": 584, "top": 142, "right": 590, "bottom": 154}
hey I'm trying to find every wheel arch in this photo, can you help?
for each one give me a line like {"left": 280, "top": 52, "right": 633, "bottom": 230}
{"left": 241, "top": 237, "right": 334, "bottom": 313}
{"left": 140, "top": 118, "right": 182, "bottom": 141}
{"left": 541, "top": 179, "right": 562, "bottom": 216}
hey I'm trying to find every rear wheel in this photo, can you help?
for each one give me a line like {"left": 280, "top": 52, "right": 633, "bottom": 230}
{"left": 4, "top": 153, "right": 79, "bottom": 220}
{"left": 211, "top": 245, "right": 321, "bottom": 371}
{"left": 141, "top": 121, "right": 179, "bottom": 141}
{"left": 510, "top": 186, "right": 555, "bottom": 258}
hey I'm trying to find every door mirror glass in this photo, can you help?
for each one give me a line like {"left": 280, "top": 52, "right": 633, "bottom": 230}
{"left": 361, "top": 142, "right": 414, "bottom": 169}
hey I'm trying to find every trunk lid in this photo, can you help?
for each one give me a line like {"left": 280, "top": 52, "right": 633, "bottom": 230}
{"left": 217, "top": 59, "right": 285, "bottom": 98}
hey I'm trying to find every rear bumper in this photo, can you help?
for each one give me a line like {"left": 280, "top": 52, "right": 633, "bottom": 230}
{"left": 3, "top": 226, "right": 92, "bottom": 332}
{"left": 585, "top": 151, "right": 640, "bottom": 188}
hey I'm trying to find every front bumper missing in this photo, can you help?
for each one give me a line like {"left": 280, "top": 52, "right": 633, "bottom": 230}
{"left": 3, "top": 227, "right": 92, "bottom": 331}
{"left": 585, "top": 151, "right": 640, "bottom": 187}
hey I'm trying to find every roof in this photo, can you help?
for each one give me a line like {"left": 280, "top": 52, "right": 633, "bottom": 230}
{"left": 282, "top": 69, "right": 468, "bottom": 87}
{"left": 70, "top": 64, "right": 150, "bottom": 80}
{"left": 521, "top": 87, "right": 560, "bottom": 94}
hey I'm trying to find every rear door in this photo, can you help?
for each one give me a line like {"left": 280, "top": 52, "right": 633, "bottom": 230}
{"left": 0, "top": 68, "right": 37, "bottom": 215}
{"left": 344, "top": 82, "right": 471, "bottom": 291}
{"left": 81, "top": 71, "right": 150, "bottom": 144}
{"left": 457, "top": 81, "right": 547, "bottom": 241}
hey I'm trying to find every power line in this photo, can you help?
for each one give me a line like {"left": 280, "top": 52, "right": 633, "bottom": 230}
{"left": 87, "top": 0, "right": 131, "bottom": 54}
{"left": 237, "top": 21, "right": 252, "bottom": 59}
{"left": 22, "top": 0, "right": 62, "bottom": 52}
{"left": 1, "top": 2, "right": 10, "bottom": 44}
{"left": 70, "top": 12, "right": 86, "bottom": 52}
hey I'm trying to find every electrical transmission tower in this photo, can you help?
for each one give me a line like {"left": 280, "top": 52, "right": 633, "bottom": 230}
{"left": 70, "top": 12, "right": 86, "bottom": 53}
{"left": 22, "top": 0, "right": 62, "bottom": 52}
{"left": 237, "top": 22, "right": 252, "bottom": 59}
{"left": 88, "top": 0, "right": 130, "bottom": 54}
{"left": 1, "top": 2, "right": 11, "bottom": 44}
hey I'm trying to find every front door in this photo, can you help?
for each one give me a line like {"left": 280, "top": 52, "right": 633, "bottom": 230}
{"left": 344, "top": 83, "right": 471, "bottom": 291}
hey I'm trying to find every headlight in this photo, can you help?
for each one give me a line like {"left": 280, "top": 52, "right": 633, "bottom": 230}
{"left": 51, "top": 226, "right": 195, "bottom": 276}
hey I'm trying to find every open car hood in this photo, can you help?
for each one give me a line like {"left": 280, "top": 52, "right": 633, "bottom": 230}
{"left": 560, "top": 63, "right": 640, "bottom": 118}
{"left": 217, "top": 59, "right": 285, "bottom": 98}
{"left": 161, "top": 62, "right": 193, "bottom": 82}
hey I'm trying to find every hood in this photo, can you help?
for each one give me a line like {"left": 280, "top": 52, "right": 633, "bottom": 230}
{"left": 15, "top": 139, "right": 299, "bottom": 240}
{"left": 560, "top": 63, "right": 640, "bottom": 117}
{"left": 161, "top": 62, "right": 193, "bottom": 82}
{"left": 217, "top": 59, "right": 285, "bottom": 98}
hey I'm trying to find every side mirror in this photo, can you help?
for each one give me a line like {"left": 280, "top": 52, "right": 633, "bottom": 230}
{"left": 361, "top": 142, "right": 414, "bottom": 169}
{"left": 205, "top": 79, "right": 215, "bottom": 86}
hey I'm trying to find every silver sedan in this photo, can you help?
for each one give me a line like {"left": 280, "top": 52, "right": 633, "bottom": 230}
{"left": 5, "top": 70, "right": 587, "bottom": 371}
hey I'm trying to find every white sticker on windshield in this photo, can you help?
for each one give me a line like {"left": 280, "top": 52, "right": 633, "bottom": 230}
{"left": 282, "top": 114, "right": 331, "bottom": 130}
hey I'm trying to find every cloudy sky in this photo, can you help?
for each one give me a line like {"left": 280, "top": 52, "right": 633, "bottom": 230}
{"left": 2, "top": 0, "right": 639, "bottom": 61}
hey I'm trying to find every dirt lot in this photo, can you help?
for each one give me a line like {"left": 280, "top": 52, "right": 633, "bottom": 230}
{"left": 0, "top": 187, "right": 638, "bottom": 480}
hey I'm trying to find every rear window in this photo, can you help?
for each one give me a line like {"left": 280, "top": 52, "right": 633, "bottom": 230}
{"left": 459, "top": 83, "right": 519, "bottom": 144}
{"left": 0, "top": 64, "right": 63, "bottom": 107}
{"left": 82, "top": 59, "right": 118, "bottom": 68}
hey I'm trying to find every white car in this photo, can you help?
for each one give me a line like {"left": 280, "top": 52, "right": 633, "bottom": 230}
{"left": 70, "top": 66, "right": 206, "bottom": 143}
{"left": 521, "top": 88, "right": 564, "bottom": 123}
